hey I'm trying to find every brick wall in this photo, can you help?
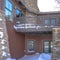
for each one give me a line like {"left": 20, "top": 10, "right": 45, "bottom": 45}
{"left": 25, "top": 34, "right": 52, "bottom": 54}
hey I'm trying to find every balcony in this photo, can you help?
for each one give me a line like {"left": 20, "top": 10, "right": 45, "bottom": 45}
{"left": 13, "top": 16, "right": 60, "bottom": 33}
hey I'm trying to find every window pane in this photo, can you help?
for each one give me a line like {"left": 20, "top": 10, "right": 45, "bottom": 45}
{"left": 5, "top": 9, "right": 9, "bottom": 16}
{"left": 16, "top": 10, "right": 19, "bottom": 14}
{"left": 51, "top": 19, "right": 56, "bottom": 26}
{"left": 43, "top": 41, "right": 52, "bottom": 53}
{"left": 5, "top": 9, "right": 11, "bottom": 16}
{"left": 16, "top": 9, "right": 21, "bottom": 15}
{"left": 9, "top": 2, "right": 12, "bottom": 11}
{"left": 6, "top": 0, "right": 12, "bottom": 11}
{"left": 6, "top": 0, "right": 9, "bottom": 8}
{"left": 45, "top": 19, "right": 49, "bottom": 26}
{"left": 27, "top": 40, "right": 35, "bottom": 51}
{"left": 44, "top": 41, "right": 49, "bottom": 53}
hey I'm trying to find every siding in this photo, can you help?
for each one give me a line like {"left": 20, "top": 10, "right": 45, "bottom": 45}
{"left": 6, "top": 20, "right": 25, "bottom": 59}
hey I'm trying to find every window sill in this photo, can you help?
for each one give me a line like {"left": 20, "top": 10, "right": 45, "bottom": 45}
{"left": 27, "top": 50, "right": 35, "bottom": 53}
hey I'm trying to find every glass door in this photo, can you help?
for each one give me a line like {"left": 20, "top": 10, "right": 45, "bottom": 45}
{"left": 43, "top": 41, "right": 52, "bottom": 53}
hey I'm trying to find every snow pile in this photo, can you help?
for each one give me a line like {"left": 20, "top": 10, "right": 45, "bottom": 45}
{"left": 38, "top": 53, "right": 51, "bottom": 60}
{"left": 38, "top": 57, "right": 44, "bottom": 60}
{"left": 18, "top": 53, "right": 40, "bottom": 60}
{"left": 18, "top": 53, "right": 51, "bottom": 60}
{"left": 6, "top": 58, "right": 16, "bottom": 60}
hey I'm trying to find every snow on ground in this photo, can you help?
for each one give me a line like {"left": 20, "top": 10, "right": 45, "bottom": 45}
{"left": 38, "top": 53, "right": 51, "bottom": 60}
{"left": 18, "top": 53, "right": 51, "bottom": 60}
{"left": 6, "top": 58, "right": 16, "bottom": 60}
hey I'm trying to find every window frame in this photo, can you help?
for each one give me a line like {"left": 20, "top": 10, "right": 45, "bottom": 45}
{"left": 50, "top": 18, "right": 56, "bottom": 26}
{"left": 15, "top": 7, "right": 23, "bottom": 17}
{"left": 5, "top": 0, "right": 12, "bottom": 16}
{"left": 16, "top": 9, "right": 20, "bottom": 15}
{"left": 44, "top": 19, "right": 50, "bottom": 26}
{"left": 43, "top": 40, "right": 52, "bottom": 53}
{"left": 27, "top": 39, "right": 35, "bottom": 53}
{"left": 44, "top": 18, "right": 56, "bottom": 26}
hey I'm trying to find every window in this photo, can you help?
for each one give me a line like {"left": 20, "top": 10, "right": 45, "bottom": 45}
{"left": 45, "top": 19, "right": 49, "bottom": 26}
{"left": 16, "top": 9, "right": 20, "bottom": 15}
{"left": 15, "top": 8, "right": 23, "bottom": 17}
{"left": 43, "top": 41, "right": 52, "bottom": 53}
{"left": 6, "top": 0, "right": 12, "bottom": 11}
{"left": 5, "top": 0, "right": 12, "bottom": 16}
{"left": 51, "top": 18, "right": 56, "bottom": 26}
{"left": 44, "top": 18, "right": 56, "bottom": 26}
{"left": 5, "top": 9, "right": 11, "bottom": 16}
{"left": 27, "top": 40, "right": 35, "bottom": 52}
{"left": 16, "top": 9, "right": 21, "bottom": 17}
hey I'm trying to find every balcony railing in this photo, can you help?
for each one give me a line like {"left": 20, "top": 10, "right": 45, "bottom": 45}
{"left": 13, "top": 16, "right": 60, "bottom": 32}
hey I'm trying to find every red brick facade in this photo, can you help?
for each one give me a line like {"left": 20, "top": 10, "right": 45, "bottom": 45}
{"left": 6, "top": 19, "right": 52, "bottom": 59}
{"left": 25, "top": 34, "right": 52, "bottom": 54}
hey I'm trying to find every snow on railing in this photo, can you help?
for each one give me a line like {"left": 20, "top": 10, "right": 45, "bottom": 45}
{"left": 14, "top": 23, "right": 57, "bottom": 30}
{"left": 13, "top": 15, "right": 60, "bottom": 32}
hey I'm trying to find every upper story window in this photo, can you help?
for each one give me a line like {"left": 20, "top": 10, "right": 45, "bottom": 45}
{"left": 44, "top": 18, "right": 56, "bottom": 26}
{"left": 6, "top": 0, "right": 12, "bottom": 11}
{"left": 51, "top": 18, "right": 56, "bottom": 26}
{"left": 5, "top": 9, "right": 11, "bottom": 16}
{"left": 16, "top": 9, "right": 20, "bottom": 15}
{"left": 15, "top": 9, "right": 23, "bottom": 17}
{"left": 45, "top": 19, "right": 49, "bottom": 26}
{"left": 15, "top": 6, "right": 24, "bottom": 17}
{"left": 5, "top": 0, "right": 12, "bottom": 16}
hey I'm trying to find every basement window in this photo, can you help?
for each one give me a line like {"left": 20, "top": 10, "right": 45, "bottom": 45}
{"left": 27, "top": 40, "right": 35, "bottom": 53}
